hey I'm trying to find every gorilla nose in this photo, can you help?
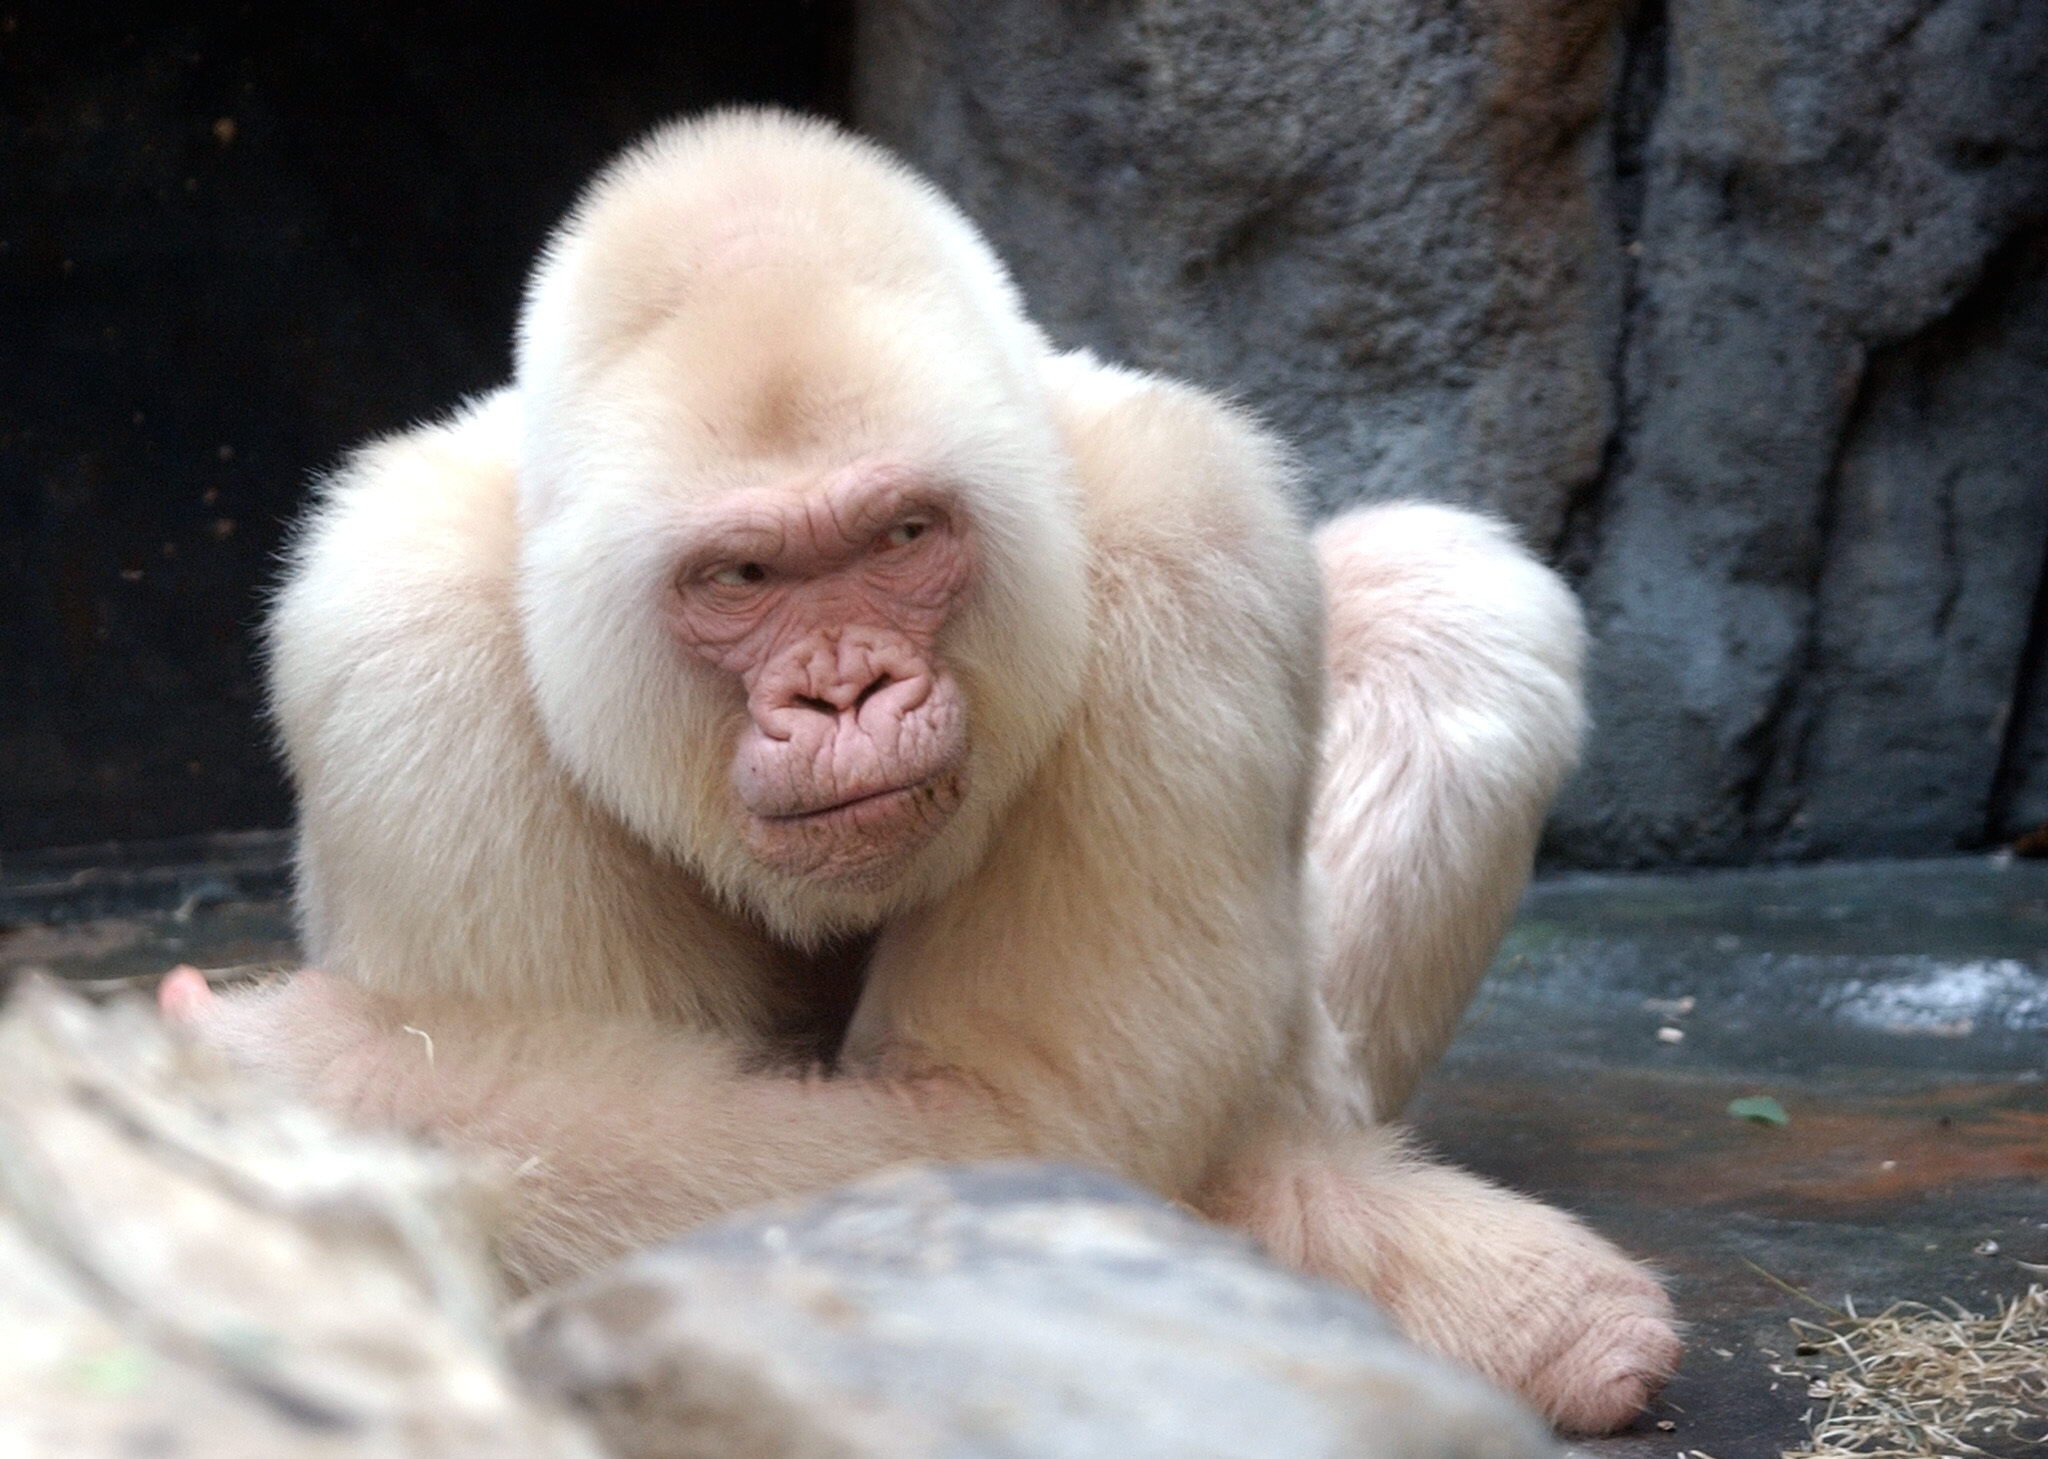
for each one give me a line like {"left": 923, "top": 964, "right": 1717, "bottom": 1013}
{"left": 789, "top": 671, "right": 897, "bottom": 719}
{"left": 760, "top": 668, "right": 939, "bottom": 743}
{"left": 748, "top": 634, "right": 940, "bottom": 744}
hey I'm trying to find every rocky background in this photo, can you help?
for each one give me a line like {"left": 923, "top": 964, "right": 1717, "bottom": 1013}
{"left": 855, "top": 0, "right": 2048, "bottom": 866}
{"left": 4, "top": 0, "right": 2044, "bottom": 867}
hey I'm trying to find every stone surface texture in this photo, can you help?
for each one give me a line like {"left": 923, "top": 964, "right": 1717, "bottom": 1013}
{"left": 0, "top": 980, "right": 599, "bottom": 1459}
{"left": 853, "top": 0, "right": 2048, "bottom": 865}
{"left": 514, "top": 1162, "right": 1556, "bottom": 1459}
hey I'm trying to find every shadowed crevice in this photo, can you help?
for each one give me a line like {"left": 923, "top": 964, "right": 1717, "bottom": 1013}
{"left": 1986, "top": 538, "right": 2048, "bottom": 843}
{"left": 1554, "top": 0, "right": 1668, "bottom": 586}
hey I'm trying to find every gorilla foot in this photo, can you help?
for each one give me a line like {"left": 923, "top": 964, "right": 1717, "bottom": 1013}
{"left": 1202, "top": 1132, "right": 1681, "bottom": 1434}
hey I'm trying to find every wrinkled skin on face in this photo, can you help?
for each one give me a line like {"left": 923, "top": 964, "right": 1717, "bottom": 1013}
{"left": 666, "top": 464, "right": 975, "bottom": 887}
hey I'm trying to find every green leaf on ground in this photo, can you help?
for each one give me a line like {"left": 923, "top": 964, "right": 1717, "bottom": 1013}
{"left": 1728, "top": 1094, "right": 1789, "bottom": 1126}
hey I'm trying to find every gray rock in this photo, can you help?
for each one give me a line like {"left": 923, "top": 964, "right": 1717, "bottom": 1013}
{"left": 1760, "top": 242, "right": 2048, "bottom": 856}
{"left": 1559, "top": 0, "right": 2048, "bottom": 863}
{"left": 0, "top": 980, "right": 599, "bottom": 1459}
{"left": 855, "top": 0, "right": 1625, "bottom": 541}
{"left": 852, "top": 0, "right": 2048, "bottom": 865}
{"left": 513, "top": 1162, "right": 1556, "bottom": 1459}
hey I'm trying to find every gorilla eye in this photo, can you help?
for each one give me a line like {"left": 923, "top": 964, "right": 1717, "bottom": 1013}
{"left": 880, "top": 519, "right": 928, "bottom": 550}
{"left": 710, "top": 562, "right": 769, "bottom": 588}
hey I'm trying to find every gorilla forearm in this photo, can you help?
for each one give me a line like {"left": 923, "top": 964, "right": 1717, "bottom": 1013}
{"left": 195, "top": 976, "right": 1030, "bottom": 1288}
{"left": 450, "top": 1045, "right": 1027, "bottom": 1292}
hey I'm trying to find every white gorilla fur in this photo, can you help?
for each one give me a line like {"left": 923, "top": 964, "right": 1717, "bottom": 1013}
{"left": 212, "top": 111, "right": 1677, "bottom": 1433}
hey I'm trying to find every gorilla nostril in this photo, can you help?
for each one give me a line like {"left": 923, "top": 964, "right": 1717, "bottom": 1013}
{"left": 854, "top": 674, "right": 894, "bottom": 711}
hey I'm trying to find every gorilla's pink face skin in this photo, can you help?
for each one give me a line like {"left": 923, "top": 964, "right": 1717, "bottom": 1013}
{"left": 667, "top": 466, "right": 975, "bottom": 887}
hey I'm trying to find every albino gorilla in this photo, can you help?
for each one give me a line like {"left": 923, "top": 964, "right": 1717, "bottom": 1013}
{"left": 163, "top": 111, "right": 1679, "bottom": 1432}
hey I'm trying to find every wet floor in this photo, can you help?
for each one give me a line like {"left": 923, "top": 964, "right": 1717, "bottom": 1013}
{"left": 2, "top": 849, "right": 2042, "bottom": 1458}
{"left": 1413, "top": 858, "right": 2048, "bottom": 1459}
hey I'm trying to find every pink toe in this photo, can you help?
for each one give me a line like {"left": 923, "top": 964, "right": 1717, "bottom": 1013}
{"left": 1543, "top": 1312, "right": 1683, "bottom": 1434}
{"left": 158, "top": 966, "right": 215, "bottom": 1020}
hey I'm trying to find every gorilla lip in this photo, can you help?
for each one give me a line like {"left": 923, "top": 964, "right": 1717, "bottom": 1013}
{"left": 743, "top": 768, "right": 966, "bottom": 887}
{"left": 760, "top": 778, "right": 932, "bottom": 822}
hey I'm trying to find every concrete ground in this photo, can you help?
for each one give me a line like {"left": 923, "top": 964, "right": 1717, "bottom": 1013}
{"left": 1414, "top": 859, "right": 2048, "bottom": 1459}
{"left": 2, "top": 846, "right": 2042, "bottom": 1458}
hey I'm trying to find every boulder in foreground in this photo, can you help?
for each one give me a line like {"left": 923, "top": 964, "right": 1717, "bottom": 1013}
{"left": 515, "top": 1161, "right": 1556, "bottom": 1459}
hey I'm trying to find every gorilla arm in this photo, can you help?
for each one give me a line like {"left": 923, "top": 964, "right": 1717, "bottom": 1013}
{"left": 1310, "top": 503, "right": 1590, "bottom": 1120}
{"left": 168, "top": 968, "right": 1026, "bottom": 1287}
{"left": 840, "top": 357, "right": 1331, "bottom": 1197}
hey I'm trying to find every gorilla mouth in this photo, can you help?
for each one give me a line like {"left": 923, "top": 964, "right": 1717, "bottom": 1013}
{"left": 741, "top": 766, "right": 968, "bottom": 887}
{"left": 761, "top": 778, "right": 933, "bottom": 823}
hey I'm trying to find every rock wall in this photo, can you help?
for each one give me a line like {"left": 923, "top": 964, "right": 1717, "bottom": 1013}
{"left": 854, "top": 0, "right": 2048, "bottom": 865}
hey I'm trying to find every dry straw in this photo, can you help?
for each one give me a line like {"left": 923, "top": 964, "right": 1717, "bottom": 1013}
{"left": 1768, "top": 1284, "right": 2047, "bottom": 1458}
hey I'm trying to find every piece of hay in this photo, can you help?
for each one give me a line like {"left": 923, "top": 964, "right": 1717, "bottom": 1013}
{"left": 1773, "top": 1285, "right": 2047, "bottom": 1458}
